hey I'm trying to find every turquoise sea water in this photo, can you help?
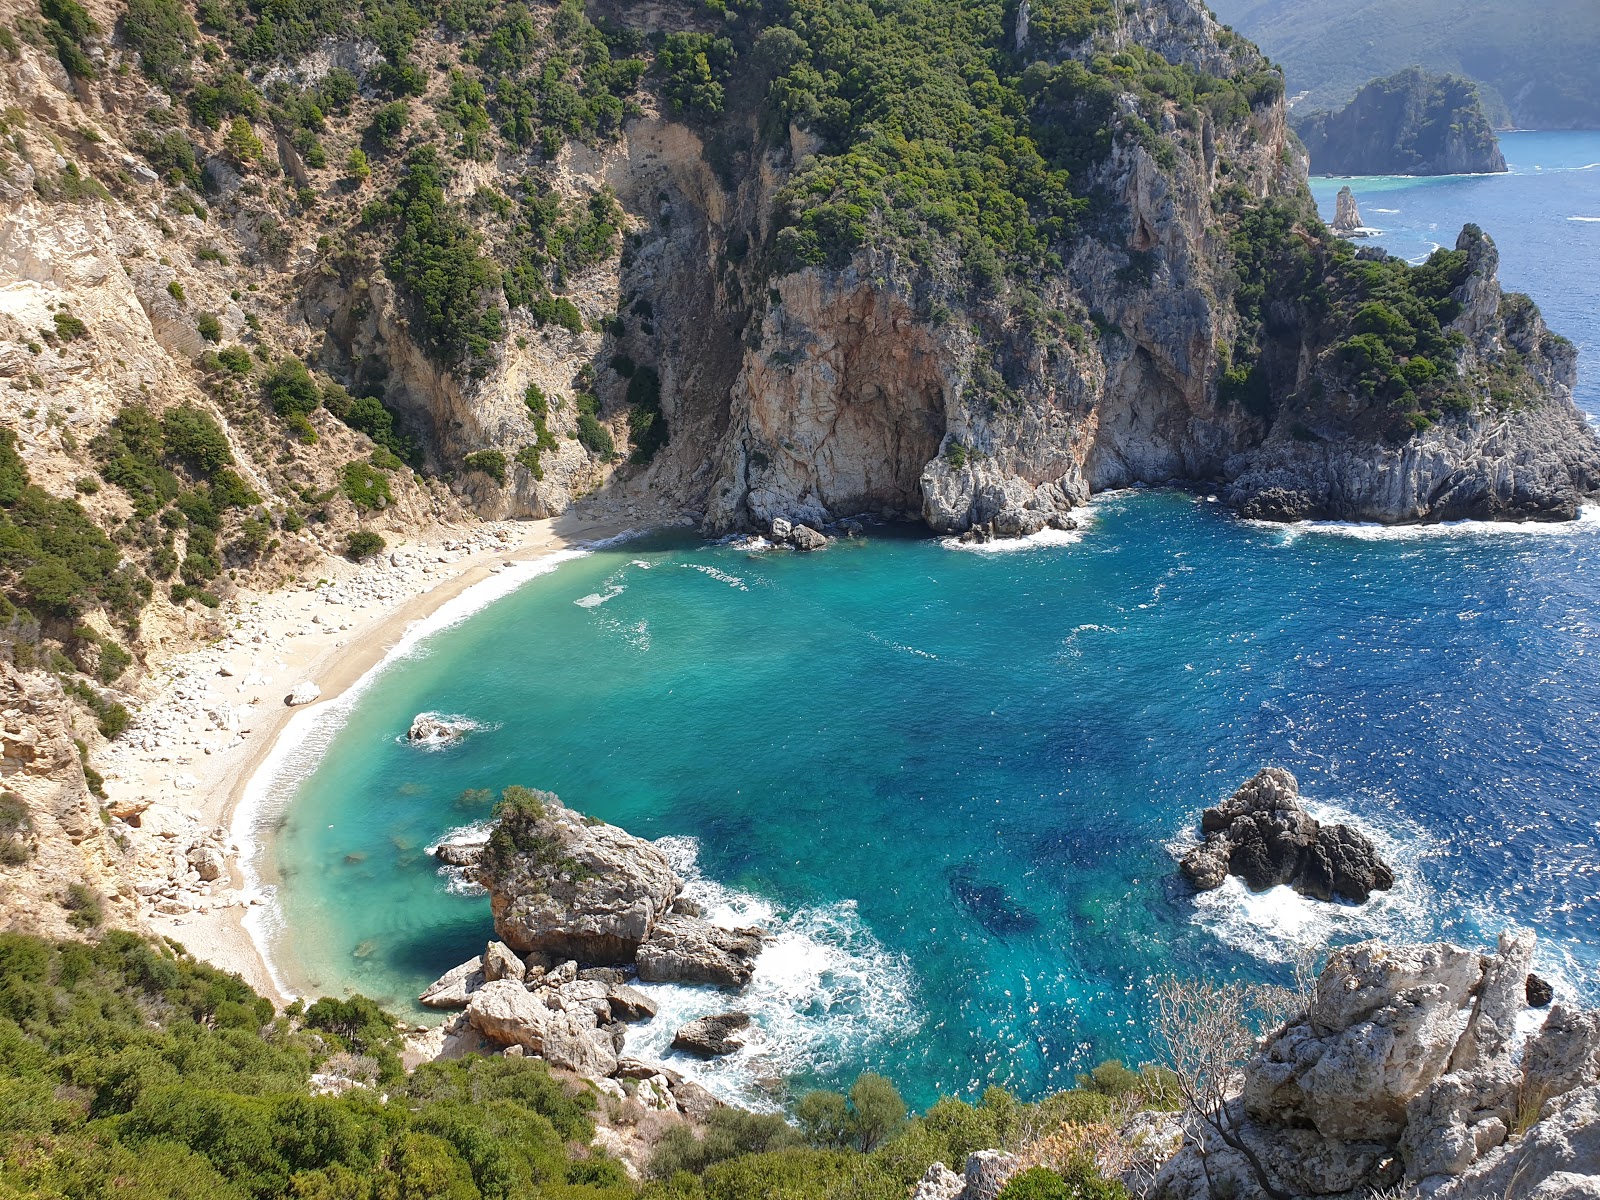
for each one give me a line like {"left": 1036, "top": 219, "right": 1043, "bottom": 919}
{"left": 263, "top": 132, "right": 1600, "bottom": 1112}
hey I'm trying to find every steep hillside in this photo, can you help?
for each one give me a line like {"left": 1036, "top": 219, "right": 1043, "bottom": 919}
{"left": 1206, "top": 0, "right": 1600, "bottom": 129}
{"left": 0, "top": 0, "right": 1596, "bottom": 929}
{"left": 1294, "top": 68, "right": 1507, "bottom": 176}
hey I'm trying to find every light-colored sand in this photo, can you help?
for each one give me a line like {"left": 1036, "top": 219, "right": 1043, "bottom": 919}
{"left": 99, "top": 503, "right": 666, "bottom": 1005}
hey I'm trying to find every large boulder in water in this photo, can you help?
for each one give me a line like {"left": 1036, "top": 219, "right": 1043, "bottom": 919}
{"left": 636, "top": 912, "right": 764, "bottom": 988}
{"left": 471, "top": 789, "right": 682, "bottom": 964}
{"left": 1180, "top": 767, "right": 1394, "bottom": 902}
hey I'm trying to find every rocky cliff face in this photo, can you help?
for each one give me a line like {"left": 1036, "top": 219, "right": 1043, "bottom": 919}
{"left": 1294, "top": 68, "right": 1509, "bottom": 177}
{"left": 1152, "top": 931, "right": 1600, "bottom": 1200}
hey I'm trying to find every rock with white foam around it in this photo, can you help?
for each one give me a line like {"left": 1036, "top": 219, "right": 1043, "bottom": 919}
{"left": 635, "top": 913, "right": 764, "bottom": 988}
{"left": 671, "top": 1011, "right": 750, "bottom": 1057}
{"left": 407, "top": 713, "right": 473, "bottom": 746}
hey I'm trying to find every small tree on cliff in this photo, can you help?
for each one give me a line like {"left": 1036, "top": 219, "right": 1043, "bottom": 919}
{"left": 1154, "top": 977, "right": 1298, "bottom": 1200}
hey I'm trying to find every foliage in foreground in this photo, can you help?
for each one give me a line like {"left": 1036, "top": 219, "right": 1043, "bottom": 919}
{"left": 0, "top": 929, "right": 1166, "bottom": 1200}
{"left": 0, "top": 932, "right": 622, "bottom": 1200}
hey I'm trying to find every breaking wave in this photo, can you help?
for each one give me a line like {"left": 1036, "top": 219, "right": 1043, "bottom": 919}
{"left": 624, "top": 837, "right": 923, "bottom": 1109}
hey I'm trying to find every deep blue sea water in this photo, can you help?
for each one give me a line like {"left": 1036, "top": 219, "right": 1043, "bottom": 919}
{"left": 260, "top": 132, "right": 1600, "bottom": 1112}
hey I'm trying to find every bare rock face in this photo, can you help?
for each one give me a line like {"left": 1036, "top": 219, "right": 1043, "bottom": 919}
{"left": 418, "top": 956, "right": 485, "bottom": 1010}
{"left": 482, "top": 940, "right": 525, "bottom": 983}
{"left": 465, "top": 978, "right": 619, "bottom": 1078}
{"left": 1180, "top": 768, "right": 1394, "bottom": 902}
{"left": 671, "top": 1011, "right": 750, "bottom": 1057}
{"left": 1155, "top": 930, "right": 1600, "bottom": 1199}
{"left": 472, "top": 790, "right": 683, "bottom": 964}
{"left": 1332, "top": 186, "right": 1363, "bottom": 235}
{"left": 636, "top": 913, "right": 764, "bottom": 989}
{"left": 1430, "top": 1084, "right": 1600, "bottom": 1200}
{"left": 962, "top": 1150, "right": 1022, "bottom": 1200}
{"left": 909, "top": 1162, "right": 966, "bottom": 1200}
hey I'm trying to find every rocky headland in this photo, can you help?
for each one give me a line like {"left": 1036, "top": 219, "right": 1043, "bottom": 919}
{"left": 1294, "top": 68, "right": 1508, "bottom": 177}
{"left": 413, "top": 787, "right": 766, "bottom": 1107}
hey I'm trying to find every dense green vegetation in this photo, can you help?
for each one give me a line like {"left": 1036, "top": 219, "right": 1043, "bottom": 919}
{"left": 0, "top": 932, "right": 628, "bottom": 1200}
{"left": 0, "top": 430, "right": 147, "bottom": 629}
{"left": 0, "top": 931, "right": 1163, "bottom": 1200}
{"left": 1219, "top": 190, "right": 1493, "bottom": 432}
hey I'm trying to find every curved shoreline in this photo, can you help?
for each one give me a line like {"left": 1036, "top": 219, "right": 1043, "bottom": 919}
{"left": 105, "top": 506, "right": 660, "bottom": 1005}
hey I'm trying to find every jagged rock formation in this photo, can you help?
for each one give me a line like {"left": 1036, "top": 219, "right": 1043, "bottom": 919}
{"left": 427, "top": 790, "right": 764, "bottom": 1008}
{"left": 1151, "top": 931, "right": 1600, "bottom": 1199}
{"left": 461, "top": 789, "right": 765, "bottom": 985}
{"left": 1295, "top": 68, "right": 1508, "bottom": 176}
{"left": 1329, "top": 186, "right": 1373, "bottom": 237}
{"left": 0, "top": 662, "right": 136, "bottom": 937}
{"left": 671, "top": 1011, "right": 750, "bottom": 1057}
{"left": 1180, "top": 767, "right": 1394, "bottom": 902}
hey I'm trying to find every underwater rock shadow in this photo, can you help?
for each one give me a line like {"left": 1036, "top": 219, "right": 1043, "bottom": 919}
{"left": 947, "top": 864, "right": 1041, "bottom": 939}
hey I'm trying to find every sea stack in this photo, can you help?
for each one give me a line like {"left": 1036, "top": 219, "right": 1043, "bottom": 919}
{"left": 1332, "top": 186, "right": 1364, "bottom": 235}
{"left": 1180, "top": 767, "right": 1395, "bottom": 903}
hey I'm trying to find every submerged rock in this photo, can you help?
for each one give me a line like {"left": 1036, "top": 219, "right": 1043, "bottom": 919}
{"left": 671, "top": 1011, "right": 750, "bottom": 1057}
{"left": 1180, "top": 767, "right": 1394, "bottom": 902}
{"left": 947, "top": 865, "right": 1040, "bottom": 938}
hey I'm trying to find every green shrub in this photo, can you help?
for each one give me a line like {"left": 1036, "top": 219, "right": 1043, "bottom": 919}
{"left": 344, "top": 529, "right": 386, "bottom": 560}
{"left": 216, "top": 346, "right": 253, "bottom": 376}
{"left": 167, "top": 280, "right": 186, "bottom": 305}
{"left": 40, "top": 0, "right": 98, "bottom": 80}
{"left": 380, "top": 148, "right": 503, "bottom": 374}
{"left": 160, "top": 405, "right": 232, "bottom": 476}
{"left": 367, "top": 101, "right": 410, "bottom": 152}
{"left": 573, "top": 393, "right": 614, "bottom": 459}
{"left": 262, "top": 358, "right": 321, "bottom": 419}
{"left": 340, "top": 461, "right": 393, "bottom": 511}
{"left": 0, "top": 792, "right": 30, "bottom": 865}
{"left": 195, "top": 312, "right": 222, "bottom": 343}
{"left": 51, "top": 311, "right": 88, "bottom": 342}
{"left": 62, "top": 882, "right": 104, "bottom": 929}
{"left": 625, "top": 366, "right": 667, "bottom": 464}
{"left": 462, "top": 449, "right": 507, "bottom": 485}
{"left": 123, "top": 0, "right": 197, "bottom": 91}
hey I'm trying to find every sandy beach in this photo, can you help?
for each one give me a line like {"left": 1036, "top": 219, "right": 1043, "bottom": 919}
{"left": 97, "top": 501, "right": 675, "bottom": 1005}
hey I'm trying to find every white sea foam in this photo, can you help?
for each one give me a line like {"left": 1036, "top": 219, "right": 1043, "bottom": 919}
{"left": 1257, "top": 504, "right": 1600, "bottom": 544}
{"left": 683, "top": 563, "right": 749, "bottom": 590}
{"left": 1568, "top": 216, "right": 1600, "bottom": 223}
{"left": 624, "top": 837, "right": 922, "bottom": 1109}
{"left": 425, "top": 822, "right": 491, "bottom": 896}
{"left": 235, "top": 544, "right": 605, "bottom": 1000}
{"left": 941, "top": 506, "right": 1100, "bottom": 554}
{"left": 575, "top": 586, "right": 625, "bottom": 608}
{"left": 1182, "top": 795, "right": 1439, "bottom": 966}
{"left": 1371, "top": 207, "right": 1401, "bottom": 214}
{"left": 397, "top": 712, "right": 497, "bottom": 751}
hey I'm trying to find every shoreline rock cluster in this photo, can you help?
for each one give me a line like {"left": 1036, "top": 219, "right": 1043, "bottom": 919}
{"left": 1152, "top": 930, "right": 1600, "bottom": 1199}
{"left": 421, "top": 789, "right": 767, "bottom": 1093}
{"left": 1180, "top": 767, "right": 1395, "bottom": 903}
